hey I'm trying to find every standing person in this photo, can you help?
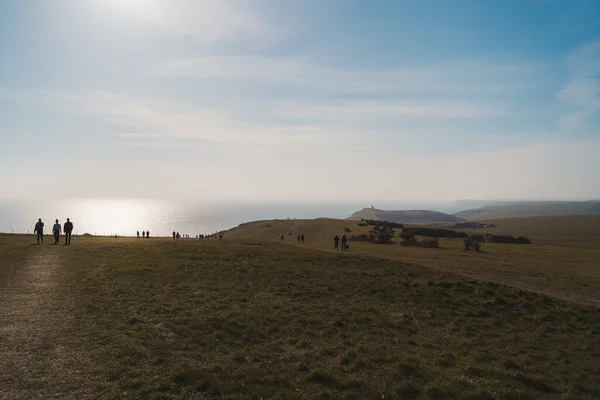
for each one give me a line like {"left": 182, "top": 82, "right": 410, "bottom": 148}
{"left": 341, "top": 234, "right": 348, "bottom": 251}
{"left": 142, "top": 231, "right": 146, "bottom": 239}
{"left": 301, "top": 234, "right": 305, "bottom": 243}
{"left": 52, "top": 219, "right": 62, "bottom": 245}
{"left": 64, "top": 218, "right": 73, "bottom": 245}
{"left": 34, "top": 218, "right": 44, "bottom": 244}
{"left": 137, "top": 230, "right": 140, "bottom": 239}
{"left": 333, "top": 235, "right": 340, "bottom": 250}
{"left": 297, "top": 234, "right": 301, "bottom": 242}
{"left": 172, "top": 231, "right": 176, "bottom": 240}
{"left": 146, "top": 230, "right": 150, "bottom": 239}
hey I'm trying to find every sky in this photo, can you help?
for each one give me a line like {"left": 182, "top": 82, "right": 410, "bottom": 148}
{"left": 1, "top": 0, "right": 599, "bottom": 203}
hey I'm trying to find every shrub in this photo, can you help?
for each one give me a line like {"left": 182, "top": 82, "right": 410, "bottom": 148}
{"left": 349, "top": 234, "right": 369, "bottom": 242}
{"left": 400, "top": 236, "right": 439, "bottom": 248}
{"left": 368, "top": 227, "right": 395, "bottom": 244}
{"left": 463, "top": 237, "right": 481, "bottom": 252}
{"left": 401, "top": 227, "right": 467, "bottom": 239}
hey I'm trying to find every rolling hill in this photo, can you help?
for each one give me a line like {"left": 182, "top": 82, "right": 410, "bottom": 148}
{"left": 348, "top": 207, "right": 464, "bottom": 223}
{"left": 454, "top": 201, "right": 600, "bottom": 220}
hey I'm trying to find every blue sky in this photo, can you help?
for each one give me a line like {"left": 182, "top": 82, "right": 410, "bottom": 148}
{"left": 1, "top": 0, "right": 599, "bottom": 202}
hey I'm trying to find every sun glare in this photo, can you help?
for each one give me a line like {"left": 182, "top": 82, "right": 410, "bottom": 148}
{"left": 67, "top": 198, "right": 160, "bottom": 236}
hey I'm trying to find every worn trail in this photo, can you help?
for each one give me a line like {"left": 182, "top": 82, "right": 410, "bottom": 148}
{"left": 0, "top": 248, "right": 92, "bottom": 399}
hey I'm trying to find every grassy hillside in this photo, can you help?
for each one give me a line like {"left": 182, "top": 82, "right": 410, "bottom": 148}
{"left": 226, "top": 216, "right": 600, "bottom": 307}
{"left": 455, "top": 201, "right": 600, "bottom": 220}
{"left": 348, "top": 208, "right": 463, "bottom": 223}
{"left": 455, "top": 215, "right": 600, "bottom": 247}
{"left": 1, "top": 235, "right": 600, "bottom": 399}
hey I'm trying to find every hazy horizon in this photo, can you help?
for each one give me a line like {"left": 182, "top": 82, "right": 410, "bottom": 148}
{"left": 2, "top": 1, "right": 600, "bottom": 201}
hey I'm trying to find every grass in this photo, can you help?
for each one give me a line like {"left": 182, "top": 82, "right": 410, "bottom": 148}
{"left": 226, "top": 217, "right": 600, "bottom": 307}
{"left": 1, "top": 235, "right": 600, "bottom": 399}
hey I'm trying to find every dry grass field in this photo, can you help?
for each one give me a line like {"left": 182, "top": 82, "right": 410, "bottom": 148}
{"left": 1, "top": 215, "right": 599, "bottom": 399}
{"left": 226, "top": 215, "right": 600, "bottom": 307}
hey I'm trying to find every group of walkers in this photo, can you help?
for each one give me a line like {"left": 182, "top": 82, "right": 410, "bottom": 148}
{"left": 171, "top": 232, "right": 223, "bottom": 240}
{"left": 33, "top": 218, "right": 74, "bottom": 245}
{"left": 136, "top": 230, "right": 151, "bottom": 239}
{"left": 296, "top": 234, "right": 305, "bottom": 243}
{"left": 333, "top": 234, "right": 348, "bottom": 251}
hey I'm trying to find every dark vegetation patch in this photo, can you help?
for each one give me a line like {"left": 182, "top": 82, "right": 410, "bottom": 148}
{"left": 360, "top": 219, "right": 404, "bottom": 229}
{"left": 400, "top": 227, "right": 468, "bottom": 239}
{"left": 3, "top": 238, "right": 599, "bottom": 399}
{"left": 442, "top": 222, "right": 498, "bottom": 229}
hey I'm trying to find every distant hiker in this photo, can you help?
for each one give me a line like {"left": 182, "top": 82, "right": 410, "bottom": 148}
{"left": 142, "top": 231, "right": 146, "bottom": 239}
{"left": 34, "top": 218, "right": 44, "bottom": 244}
{"left": 52, "top": 219, "right": 62, "bottom": 245}
{"left": 176, "top": 232, "right": 180, "bottom": 239}
{"left": 280, "top": 235, "right": 284, "bottom": 241}
{"left": 341, "top": 234, "right": 347, "bottom": 251}
{"left": 172, "top": 231, "right": 176, "bottom": 239}
{"left": 146, "top": 230, "right": 150, "bottom": 239}
{"left": 297, "top": 234, "right": 301, "bottom": 242}
{"left": 137, "top": 230, "right": 140, "bottom": 239}
{"left": 334, "top": 235, "right": 340, "bottom": 250}
{"left": 301, "top": 234, "right": 305, "bottom": 243}
{"left": 219, "top": 233, "right": 223, "bottom": 240}
{"left": 64, "top": 218, "right": 73, "bottom": 245}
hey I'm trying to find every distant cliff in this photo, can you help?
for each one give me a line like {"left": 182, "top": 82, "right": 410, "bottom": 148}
{"left": 348, "top": 208, "right": 464, "bottom": 223}
{"left": 454, "top": 201, "right": 600, "bottom": 220}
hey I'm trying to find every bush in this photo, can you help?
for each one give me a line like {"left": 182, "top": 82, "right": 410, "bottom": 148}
{"left": 463, "top": 237, "right": 481, "bottom": 252}
{"left": 349, "top": 234, "right": 369, "bottom": 242}
{"left": 400, "top": 236, "right": 439, "bottom": 248}
{"left": 401, "top": 227, "right": 467, "bottom": 239}
{"left": 368, "top": 227, "right": 395, "bottom": 244}
{"left": 483, "top": 234, "right": 531, "bottom": 244}
{"left": 363, "top": 220, "right": 404, "bottom": 229}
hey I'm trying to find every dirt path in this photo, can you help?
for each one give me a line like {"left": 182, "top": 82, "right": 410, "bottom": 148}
{"left": 0, "top": 249, "right": 92, "bottom": 399}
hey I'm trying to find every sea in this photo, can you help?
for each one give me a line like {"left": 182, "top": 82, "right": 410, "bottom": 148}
{"left": 0, "top": 198, "right": 465, "bottom": 237}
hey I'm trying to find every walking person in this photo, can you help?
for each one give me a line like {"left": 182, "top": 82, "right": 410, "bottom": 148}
{"left": 146, "top": 230, "right": 150, "bottom": 239}
{"left": 172, "top": 231, "right": 176, "bottom": 240}
{"left": 34, "top": 218, "right": 44, "bottom": 244}
{"left": 333, "top": 235, "right": 340, "bottom": 250}
{"left": 301, "top": 234, "right": 305, "bottom": 243}
{"left": 53, "top": 219, "right": 62, "bottom": 245}
{"left": 137, "top": 230, "right": 140, "bottom": 239}
{"left": 297, "top": 234, "right": 301, "bottom": 243}
{"left": 142, "top": 231, "right": 146, "bottom": 239}
{"left": 64, "top": 218, "right": 73, "bottom": 245}
{"left": 341, "top": 234, "right": 348, "bottom": 251}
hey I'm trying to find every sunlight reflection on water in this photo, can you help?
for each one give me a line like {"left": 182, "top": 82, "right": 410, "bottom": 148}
{"left": 0, "top": 198, "right": 462, "bottom": 236}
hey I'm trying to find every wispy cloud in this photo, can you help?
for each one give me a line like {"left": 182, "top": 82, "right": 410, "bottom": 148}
{"left": 156, "top": 55, "right": 532, "bottom": 95}
{"left": 558, "top": 39, "right": 600, "bottom": 133}
{"left": 105, "top": 0, "right": 281, "bottom": 46}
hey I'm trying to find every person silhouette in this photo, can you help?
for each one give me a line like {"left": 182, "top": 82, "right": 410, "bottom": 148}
{"left": 52, "top": 219, "right": 62, "bottom": 245}
{"left": 34, "top": 218, "right": 44, "bottom": 244}
{"left": 146, "top": 230, "right": 150, "bottom": 239}
{"left": 64, "top": 218, "right": 73, "bottom": 245}
{"left": 142, "top": 231, "right": 146, "bottom": 239}
{"left": 301, "top": 234, "right": 305, "bottom": 243}
{"left": 333, "top": 235, "right": 340, "bottom": 250}
{"left": 297, "top": 234, "right": 301, "bottom": 242}
{"left": 341, "top": 234, "right": 347, "bottom": 251}
{"left": 173, "top": 231, "right": 176, "bottom": 240}
{"left": 137, "top": 230, "right": 140, "bottom": 239}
